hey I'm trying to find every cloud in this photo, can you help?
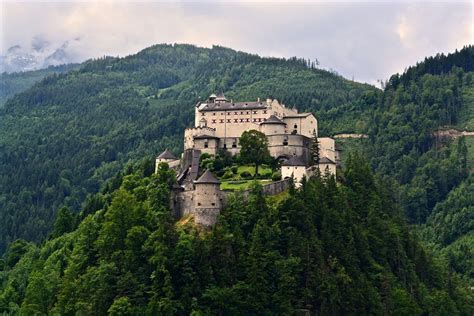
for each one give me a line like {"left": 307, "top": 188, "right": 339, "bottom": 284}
{"left": 1, "top": 1, "right": 472, "bottom": 83}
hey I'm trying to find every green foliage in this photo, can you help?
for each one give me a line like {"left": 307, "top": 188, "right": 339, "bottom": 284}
{"left": 240, "top": 171, "right": 252, "bottom": 179}
{"left": 272, "top": 171, "right": 282, "bottom": 181}
{"left": 0, "top": 64, "right": 79, "bottom": 107}
{"left": 1, "top": 155, "right": 472, "bottom": 315}
{"left": 368, "top": 66, "right": 473, "bottom": 223}
{"left": 239, "top": 130, "right": 271, "bottom": 176}
{"left": 422, "top": 175, "right": 474, "bottom": 283}
{"left": 51, "top": 206, "right": 76, "bottom": 238}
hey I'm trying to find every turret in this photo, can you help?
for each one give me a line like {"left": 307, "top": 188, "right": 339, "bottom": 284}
{"left": 155, "top": 149, "right": 178, "bottom": 172}
{"left": 193, "top": 169, "right": 221, "bottom": 227}
{"left": 259, "top": 115, "right": 286, "bottom": 135}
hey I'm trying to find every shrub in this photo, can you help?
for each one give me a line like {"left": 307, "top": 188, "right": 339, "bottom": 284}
{"left": 231, "top": 166, "right": 238, "bottom": 174}
{"left": 272, "top": 171, "right": 282, "bottom": 181}
{"left": 222, "top": 170, "right": 233, "bottom": 179}
{"left": 215, "top": 170, "right": 226, "bottom": 177}
{"left": 240, "top": 171, "right": 252, "bottom": 179}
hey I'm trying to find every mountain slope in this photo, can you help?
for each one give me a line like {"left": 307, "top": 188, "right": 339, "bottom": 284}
{"left": 0, "top": 64, "right": 79, "bottom": 107}
{"left": 362, "top": 45, "right": 474, "bottom": 283}
{"left": 0, "top": 44, "right": 376, "bottom": 253}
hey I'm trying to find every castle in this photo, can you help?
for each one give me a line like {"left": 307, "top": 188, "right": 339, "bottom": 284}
{"left": 156, "top": 92, "right": 340, "bottom": 226}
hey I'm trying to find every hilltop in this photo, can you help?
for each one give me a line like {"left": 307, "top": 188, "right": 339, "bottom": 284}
{"left": 0, "top": 44, "right": 377, "bottom": 253}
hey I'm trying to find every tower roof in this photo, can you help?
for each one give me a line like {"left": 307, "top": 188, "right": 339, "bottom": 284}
{"left": 319, "top": 157, "right": 336, "bottom": 164}
{"left": 216, "top": 91, "right": 226, "bottom": 100}
{"left": 157, "top": 149, "right": 177, "bottom": 160}
{"left": 194, "top": 169, "right": 220, "bottom": 184}
{"left": 282, "top": 155, "right": 307, "bottom": 166}
{"left": 260, "top": 115, "right": 286, "bottom": 125}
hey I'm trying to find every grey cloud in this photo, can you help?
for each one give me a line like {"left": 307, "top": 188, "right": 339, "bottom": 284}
{"left": 1, "top": 1, "right": 472, "bottom": 83}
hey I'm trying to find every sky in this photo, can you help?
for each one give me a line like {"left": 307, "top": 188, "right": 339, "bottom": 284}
{"left": 1, "top": 0, "right": 472, "bottom": 84}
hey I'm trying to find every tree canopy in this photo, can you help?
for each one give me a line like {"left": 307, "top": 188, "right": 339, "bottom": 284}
{"left": 239, "top": 129, "right": 271, "bottom": 176}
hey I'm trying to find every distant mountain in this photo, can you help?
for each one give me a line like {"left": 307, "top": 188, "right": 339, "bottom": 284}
{"left": 0, "top": 37, "right": 82, "bottom": 73}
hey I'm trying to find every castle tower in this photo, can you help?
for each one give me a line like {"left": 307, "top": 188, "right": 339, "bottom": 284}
{"left": 193, "top": 169, "right": 221, "bottom": 227}
{"left": 155, "top": 149, "right": 179, "bottom": 173}
{"left": 259, "top": 114, "right": 286, "bottom": 135}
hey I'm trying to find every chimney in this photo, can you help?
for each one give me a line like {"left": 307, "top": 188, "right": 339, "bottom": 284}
{"left": 257, "top": 97, "right": 260, "bottom": 102}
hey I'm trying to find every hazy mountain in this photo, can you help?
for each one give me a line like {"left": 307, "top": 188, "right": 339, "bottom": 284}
{"left": 0, "top": 37, "right": 81, "bottom": 73}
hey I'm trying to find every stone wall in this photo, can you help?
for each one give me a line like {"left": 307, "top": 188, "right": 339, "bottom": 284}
{"left": 184, "top": 127, "right": 216, "bottom": 150}
{"left": 173, "top": 179, "right": 291, "bottom": 225}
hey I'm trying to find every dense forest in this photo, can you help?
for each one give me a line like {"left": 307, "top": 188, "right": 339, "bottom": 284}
{"left": 1, "top": 44, "right": 474, "bottom": 314}
{"left": 0, "top": 44, "right": 376, "bottom": 254}
{"left": 0, "top": 64, "right": 79, "bottom": 107}
{"left": 1, "top": 157, "right": 472, "bottom": 314}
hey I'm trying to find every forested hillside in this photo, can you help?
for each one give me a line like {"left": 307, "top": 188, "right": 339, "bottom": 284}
{"left": 0, "top": 44, "right": 377, "bottom": 253}
{"left": 1, "top": 156, "right": 472, "bottom": 315}
{"left": 0, "top": 64, "right": 79, "bottom": 107}
{"left": 362, "top": 45, "right": 474, "bottom": 284}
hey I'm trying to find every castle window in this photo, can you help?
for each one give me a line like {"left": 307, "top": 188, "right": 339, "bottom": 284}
{"left": 246, "top": 111, "right": 249, "bottom": 114}
{"left": 240, "top": 119, "right": 244, "bottom": 122}
{"left": 246, "top": 118, "right": 250, "bottom": 122}
{"left": 223, "top": 144, "right": 227, "bottom": 149}
{"left": 202, "top": 113, "right": 205, "bottom": 116}
{"left": 241, "top": 111, "right": 244, "bottom": 114}
{"left": 234, "top": 112, "right": 238, "bottom": 115}
{"left": 294, "top": 124, "right": 298, "bottom": 129}
{"left": 198, "top": 202, "right": 201, "bottom": 206}
{"left": 213, "top": 112, "right": 216, "bottom": 116}
{"left": 253, "top": 111, "right": 257, "bottom": 114}
{"left": 283, "top": 138, "right": 288, "bottom": 146}
{"left": 211, "top": 203, "right": 215, "bottom": 206}
{"left": 212, "top": 119, "right": 216, "bottom": 123}
{"left": 227, "top": 119, "right": 231, "bottom": 123}
{"left": 204, "top": 142, "right": 208, "bottom": 148}
{"left": 234, "top": 119, "right": 238, "bottom": 123}
{"left": 220, "top": 119, "right": 224, "bottom": 123}
{"left": 263, "top": 110, "right": 267, "bottom": 114}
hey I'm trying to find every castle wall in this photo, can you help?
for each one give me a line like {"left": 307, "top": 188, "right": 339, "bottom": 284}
{"left": 259, "top": 122, "right": 286, "bottom": 135}
{"left": 194, "top": 182, "right": 221, "bottom": 227}
{"left": 268, "top": 99, "right": 296, "bottom": 118}
{"left": 193, "top": 138, "right": 219, "bottom": 156}
{"left": 172, "top": 190, "right": 194, "bottom": 218}
{"left": 267, "top": 134, "right": 311, "bottom": 161}
{"left": 184, "top": 127, "right": 216, "bottom": 150}
{"left": 281, "top": 165, "right": 307, "bottom": 182}
{"left": 283, "top": 114, "right": 318, "bottom": 138}
{"left": 319, "top": 137, "right": 336, "bottom": 161}
{"left": 200, "top": 109, "right": 263, "bottom": 138}
{"left": 319, "top": 162, "right": 336, "bottom": 176}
